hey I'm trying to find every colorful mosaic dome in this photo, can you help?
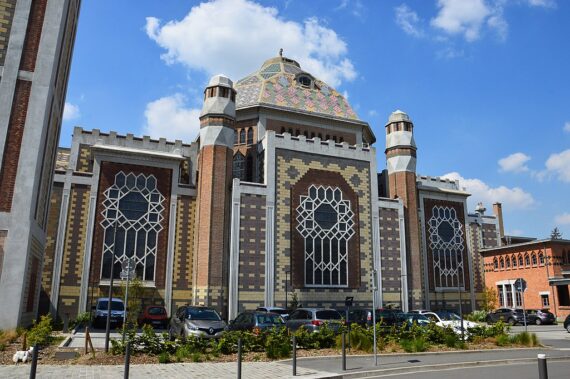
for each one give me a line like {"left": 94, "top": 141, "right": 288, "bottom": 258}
{"left": 235, "top": 56, "right": 360, "bottom": 121}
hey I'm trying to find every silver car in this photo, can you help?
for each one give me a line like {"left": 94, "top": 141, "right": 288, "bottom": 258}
{"left": 285, "top": 308, "right": 343, "bottom": 333}
{"left": 169, "top": 306, "right": 226, "bottom": 339}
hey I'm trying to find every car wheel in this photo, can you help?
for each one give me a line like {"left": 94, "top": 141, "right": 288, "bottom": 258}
{"left": 485, "top": 316, "right": 492, "bottom": 324}
{"left": 566, "top": 324, "right": 570, "bottom": 333}
{"left": 507, "top": 318, "right": 516, "bottom": 326}
{"left": 535, "top": 318, "right": 542, "bottom": 326}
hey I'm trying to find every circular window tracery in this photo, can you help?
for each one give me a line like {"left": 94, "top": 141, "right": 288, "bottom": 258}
{"left": 100, "top": 172, "right": 165, "bottom": 282}
{"left": 428, "top": 206, "right": 465, "bottom": 289}
{"left": 296, "top": 185, "right": 354, "bottom": 287}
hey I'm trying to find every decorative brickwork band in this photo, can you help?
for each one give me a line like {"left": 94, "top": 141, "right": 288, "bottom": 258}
{"left": 0, "top": 79, "right": 32, "bottom": 212}
{"left": 19, "top": 0, "right": 47, "bottom": 72}
{"left": 0, "top": 0, "right": 17, "bottom": 66}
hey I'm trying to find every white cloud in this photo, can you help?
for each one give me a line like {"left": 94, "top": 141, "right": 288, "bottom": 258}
{"left": 544, "top": 149, "right": 570, "bottom": 182}
{"left": 143, "top": 94, "right": 200, "bottom": 142}
{"left": 527, "top": 0, "right": 556, "bottom": 8}
{"left": 430, "top": 0, "right": 507, "bottom": 42}
{"left": 368, "top": 109, "right": 378, "bottom": 117}
{"left": 63, "top": 102, "right": 80, "bottom": 121}
{"left": 145, "top": 0, "right": 356, "bottom": 87}
{"left": 555, "top": 213, "right": 570, "bottom": 225}
{"left": 335, "top": 0, "right": 366, "bottom": 19}
{"left": 563, "top": 121, "right": 570, "bottom": 133}
{"left": 441, "top": 172, "right": 535, "bottom": 210}
{"left": 394, "top": 4, "right": 424, "bottom": 37}
{"left": 498, "top": 152, "right": 531, "bottom": 173}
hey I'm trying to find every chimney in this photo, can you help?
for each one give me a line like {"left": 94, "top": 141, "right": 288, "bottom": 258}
{"left": 493, "top": 203, "right": 505, "bottom": 239}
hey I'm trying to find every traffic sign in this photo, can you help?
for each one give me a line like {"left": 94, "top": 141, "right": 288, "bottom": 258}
{"left": 514, "top": 278, "right": 527, "bottom": 292}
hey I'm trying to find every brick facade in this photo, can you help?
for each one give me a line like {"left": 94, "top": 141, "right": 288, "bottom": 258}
{"left": 379, "top": 207, "right": 403, "bottom": 306}
{"left": 171, "top": 195, "right": 197, "bottom": 309}
{"left": 267, "top": 118, "right": 357, "bottom": 145}
{"left": 0, "top": 0, "right": 16, "bottom": 66}
{"left": 19, "top": 0, "right": 47, "bottom": 72}
{"left": 0, "top": 80, "right": 31, "bottom": 212}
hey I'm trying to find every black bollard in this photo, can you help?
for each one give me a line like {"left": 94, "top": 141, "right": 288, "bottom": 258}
{"left": 292, "top": 335, "right": 297, "bottom": 376}
{"left": 341, "top": 332, "right": 347, "bottom": 371}
{"left": 538, "top": 354, "right": 548, "bottom": 379}
{"left": 237, "top": 338, "right": 242, "bottom": 379}
{"left": 29, "top": 344, "right": 38, "bottom": 379}
{"left": 124, "top": 341, "right": 131, "bottom": 379}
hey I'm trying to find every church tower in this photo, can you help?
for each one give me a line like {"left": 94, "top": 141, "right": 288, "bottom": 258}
{"left": 385, "top": 110, "right": 423, "bottom": 308}
{"left": 193, "top": 75, "right": 236, "bottom": 315}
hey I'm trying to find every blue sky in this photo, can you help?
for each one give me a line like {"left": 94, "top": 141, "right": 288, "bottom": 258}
{"left": 61, "top": 0, "right": 569, "bottom": 238}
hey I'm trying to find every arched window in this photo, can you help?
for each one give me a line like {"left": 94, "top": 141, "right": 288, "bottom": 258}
{"left": 232, "top": 153, "right": 246, "bottom": 180}
{"left": 246, "top": 154, "right": 253, "bottom": 182}
{"left": 318, "top": 133, "right": 323, "bottom": 139}
{"left": 288, "top": 128, "right": 293, "bottom": 135}
{"left": 500, "top": 257, "right": 505, "bottom": 270}
{"left": 493, "top": 258, "right": 498, "bottom": 271}
{"left": 246, "top": 128, "right": 253, "bottom": 145}
{"left": 239, "top": 129, "right": 246, "bottom": 144}
{"left": 339, "top": 137, "right": 344, "bottom": 143}
{"left": 539, "top": 253, "right": 544, "bottom": 266}
{"left": 100, "top": 172, "right": 165, "bottom": 282}
{"left": 303, "top": 131, "right": 308, "bottom": 137}
{"left": 518, "top": 255, "right": 524, "bottom": 267}
{"left": 512, "top": 255, "right": 517, "bottom": 268}
{"left": 311, "top": 132, "right": 315, "bottom": 138}
{"left": 280, "top": 127, "right": 286, "bottom": 134}
{"left": 325, "top": 134, "right": 330, "bottom": 140}
{"left": 525, "top": 254, "right": 530, "bottom": 266}
{"left": 234, "top": 129, "right": 239, "bottom": 145}
{"left": 532, "top": 253, "right": 538, "bottom": 266}
{"left": 506, "top": 257, "right": 511, "bottom": 269}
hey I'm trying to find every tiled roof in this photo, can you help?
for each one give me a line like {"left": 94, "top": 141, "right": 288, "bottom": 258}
{"left": 235, "top": 56, "right": 359, "bottom": 121}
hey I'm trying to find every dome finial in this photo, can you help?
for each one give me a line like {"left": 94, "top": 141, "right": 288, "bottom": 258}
{"left": 279, "top": 48, "right": 283, "bottom": 57}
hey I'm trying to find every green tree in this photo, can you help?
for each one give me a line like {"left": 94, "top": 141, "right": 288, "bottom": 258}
{"left": 116, "top": 276, "right": 144, "bottom": 326}
{"left": 481, "top": 286, "right": 498, "bottom": 312}
{"left": 289, "top": 291, "right": 299, "bottom": 310}
{"left": 551, "top": 227, "right": 563, "bottom": 240}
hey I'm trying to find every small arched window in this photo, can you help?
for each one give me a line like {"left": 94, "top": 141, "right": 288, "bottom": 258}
{"left": 506, "top": 257, "right": 511, "bottom": 269}
{"left": 234, "top": 129, "right": 239, "bottom": 145}
{"left": 325, "top": 134, "right": 330, "bottom": 140}
{"left": 512, "top": 255, "right": 517, "bottom": 268}
{"left": 239, "top": 129, "right": 246, "bottom": 144}
{"left": 247, "top": 128, "right": 253, "bottom": 145}
{"left": 288, "top": 128, "right": 293, "bottom": 135}
{"left": 311, "top": 132, "right": 315, "bottom": 138}
{"left": 532, "top": 253, "right": 538, "bottom": 266}
{"left": 525, "top": 254, "right": 530, "bottom": 266}
{"left": 246, "top": 155, "right": 253, "bottom": 182}
{"left": 539, "top": 253, "right": 545, "bottom": 266}
{"left": 518, "top": 255, "right": 524, "bottom": 267}
{"left": 232, "top": 153, "right": 246, "bottom": 180}
{"left": 500, "top": 257, "right": 505, "bottom": 269}
{"left": 297, "top": 75, "right": 312, "bottom": 87}
{"left": 280, "top": 127, "right": 286, "bottom": 134}
{"left": 493, "top": 258, "right": 498, "bottom": 271}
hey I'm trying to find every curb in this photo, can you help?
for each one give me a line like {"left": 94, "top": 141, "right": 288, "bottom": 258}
{"left": 318, "top": 355, "right": 570, "bottom": 379}
{"left": 277, "top": 346, "right": 550, "bottom": 363}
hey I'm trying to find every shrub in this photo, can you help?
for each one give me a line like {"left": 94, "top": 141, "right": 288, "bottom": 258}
{"left": 347, "top": 324, "right": 373, "bottom": 352}
{"left": 531, "top": 333, "right": 539, "bottom": 347}
{"left": 465, "top": 310, "right": 487, "bottom": 322}
{"left": 175, "top": 345, "right": 191, "bottom": 362}
{"left": 190, "top": 352, "right": 204, "bottom": 362}
{"left": 158, "top": 351, "right": 170, "bottom": 364}
{"left": 444, "top": 333, "right": 459, "bottom": 348}
{"left": 265, "top": 327, "right": 291, "bottom": 359}
{"left": 28, "top": 315, "right": 53, "bottom": 347}
{"left": 399, "top": 337, "right": 428, "bottom": 353}
{"left": 0, "top": 329, "right": 19, "bottom": 346}
{"left": 495, "top": 334, "right": 509, "bottom": 346}
{"left": 510, "top": 331, "right": 537, "bottom": 347}
{"left": 69, "top": 312, "right": 91, "bottom": 330}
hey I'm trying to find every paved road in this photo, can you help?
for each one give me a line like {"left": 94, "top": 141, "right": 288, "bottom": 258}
{"left": 510, "top": 324, "right": 570, "bottom": 349}
{"left": 364, "top": 361, "right": 570, "bottom": 378}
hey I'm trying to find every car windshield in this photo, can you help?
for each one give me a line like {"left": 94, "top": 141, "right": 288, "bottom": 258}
{"left": 97, "top": 301, "right": 124, "bottom": 311}
{"left": 436, "top": 311, "right": 461, "bottom": 321}
{"left": 187, "top": 308, "right": 221, "bottom": 321}
{"left": 316, "top": 310, "right": 342, "bottom": 320}
{"left": 148, "top": 307, "right": 165, "bottom": 315}
{"left": 271, "top": 309, "right": 289, "bottom": 315}
{"left": 256, "top": 314, "right": 284, "bottom": 324}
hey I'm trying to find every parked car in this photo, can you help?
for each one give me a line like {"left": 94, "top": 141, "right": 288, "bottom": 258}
{"left": 92, "top": 298, "right": 125, "bottom": 329}
{"left": 486, "top": 308, "right": 538, "bottom": 326}
{"left": 527, "top": 309, "right": 556, "bottom": 325}
{"left": 400, "top": 313, "right": 431, "bottom": 328}
{"left": 169, "top": 306, "right": 226, "bottom": 340}
{"left": 285, "top": 308, "right": 343, "bottom": 333}
{"left": 227, "top": 311, "right": 285, "bottom": 332}
{"left": 415, "top": 310, "right": 480, "bottom": 336}
{"left": 345, "top": 308, "right": 403, "bottom": 328}
{"left": 138, "top": 305, "right": 168, "bottom": 329}
{"left": 564, "top": 314, "right": 570, "bottom": 333}
{"left": 256, "top": 306, "right": 290, "bottom": 320}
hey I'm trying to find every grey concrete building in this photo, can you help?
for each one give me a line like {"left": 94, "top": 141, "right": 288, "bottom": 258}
{"left": 0, "top": 0, "right": 80, "bottom": 328}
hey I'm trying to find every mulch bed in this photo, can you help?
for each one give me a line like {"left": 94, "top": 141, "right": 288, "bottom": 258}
{"left": 0, "top": 335, "right": 533, "bottom": 366}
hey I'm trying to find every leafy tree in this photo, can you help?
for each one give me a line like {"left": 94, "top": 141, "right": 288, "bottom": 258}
{"left": 481, "top": 286, "right": 498, "bottom": 312}
{"left": 116, "top": 276, "right": 144, "bottom": 326}
{"left": 289, "top": 291, "right": 299, "bottom": 310}
{"left": 551, "top": 227, "right": 563, "bottom": 240}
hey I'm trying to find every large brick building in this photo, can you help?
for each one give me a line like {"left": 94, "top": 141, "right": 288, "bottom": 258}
{"left": 481, "top": 239, "right": 570, "bottom": 319}
{"left": 40, "top": 55, "right": 504, "bottom": 321}
{"left": 0, "top": 0, "right": 80, "bottom": 328}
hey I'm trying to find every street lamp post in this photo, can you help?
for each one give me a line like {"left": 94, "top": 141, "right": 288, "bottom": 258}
{"left": 457, "top": 269, "right": 464, "bottom": 341}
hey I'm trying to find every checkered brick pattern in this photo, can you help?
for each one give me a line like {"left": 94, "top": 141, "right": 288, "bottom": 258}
{"left": 0, "top": 0, "right": 16, "bottom": 66}
{"left": 379, "top": 207, "right": 403, "bottom": 305}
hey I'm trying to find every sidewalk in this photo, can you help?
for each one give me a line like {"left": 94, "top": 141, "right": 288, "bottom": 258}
{"left": 1, "top": 348, "right": 569, "bottom": 379}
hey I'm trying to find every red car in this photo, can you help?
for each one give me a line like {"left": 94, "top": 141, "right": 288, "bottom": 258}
{"left": 138, "top": 306, "right": 168, "bottom": 329}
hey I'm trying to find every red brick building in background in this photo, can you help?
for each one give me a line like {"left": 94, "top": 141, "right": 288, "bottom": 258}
{"left": 481, "top": 239, "right": 570, "bottom": 320}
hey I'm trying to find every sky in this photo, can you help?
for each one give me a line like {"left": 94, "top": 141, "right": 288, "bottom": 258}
{"left": 61, "top": 0, "right": 570, "bottom": 238}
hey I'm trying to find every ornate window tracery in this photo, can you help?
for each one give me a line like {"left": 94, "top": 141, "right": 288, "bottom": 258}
{"left": 428, "top": 206, "right": 466, "bottom": 288}
{"left": 100, "top": 172, "right": 165, "bottom": 282}
{"left": 232, "top": 153, "right": 246, "bottom": 180}
{"left": 296, "top": 185, "right": 354, "bottom": 287}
